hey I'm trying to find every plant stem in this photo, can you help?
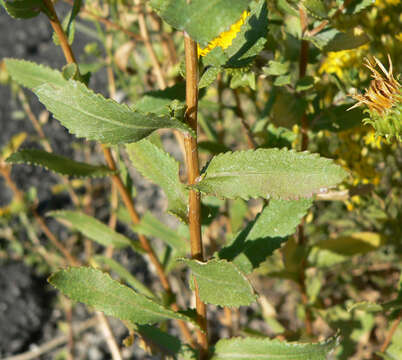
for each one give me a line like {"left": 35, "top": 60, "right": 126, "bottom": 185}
{"left": 134, "top": 0, "right": 167, "bottom": 90}
{"left": 184, "top": 33, "right": 209, "bottom": 359}
{"left": 233, "top": 88, "right": 258, "bottom": 149}
{"left": 43, "top": 0, "right": 77, "bottom": 65}
{"left": 297, "top": 4, "right": 313, "bottom": 336}
{"left": 380, "top": 309, "right": 402, "bottom": 353}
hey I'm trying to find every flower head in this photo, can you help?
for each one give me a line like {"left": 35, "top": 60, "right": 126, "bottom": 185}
{"left": 349, "top": 55, "right": 402, "bottom": 140}
{"left": 198, "top": 11, "right": 249, "bottom": 57}
{"left": 350, "top": 55, "right": 401, "bottom": 114}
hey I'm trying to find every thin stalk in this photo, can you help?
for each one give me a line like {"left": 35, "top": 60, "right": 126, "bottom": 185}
{"left": 184, "top": 33, "right": 209, "bottom": 359}
{"left": 43, "top": 0, "right": 77, "bottom": 65}
{"left": 380, "top": 309, "right": 402, "bottom": 353}
{"left": 96, "top": 312, "right": 123, "bottom": 360}
{"left": 134, "top": 0, "right": 167, "bottom": 90}
{"left": 233, "top": 88, "right": 258, "bottom": 149}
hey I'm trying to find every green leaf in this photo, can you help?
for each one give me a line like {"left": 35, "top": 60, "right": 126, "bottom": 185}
{"left": 199, "top": 67, "right": 221, "bottom": 89}
{"left": 5, "top": 59, "right": 65, "bottom": 89}
{"left": 263, "top": 60, "right": 290, "bottom": 76}
{"left": 93, "top": 255, "right": 155, "bottom": 299}
{"left": 296, "top": 76, "right": 315, "bottom": 92}
{"left": 211, "top": 335, "right": 340, "bottom": 360}
{"left": 346, "top": 301, "right": 384, "bottom": 313}
{"left": 346, "top": 0, "right": 375, "bottom": 15}
{"left": 228, "top": 199, "right": 248, "bottom": 235}
{"left": 53, "top": 0, "right": 81, "bottom": 45}
{"left": 137, "top": 325, "right": 197, "bottom": 358}
{"left": 6, "top": 60, "right": 193, "bottom": 143}
{"left": 304, "top": 0, "right": 328, "bottom": 19}
{"left": 6, "top": 149, "right": 113, "bottom": 178}
{"left": 150, "top": 0, "right": 250, "bottom": 47}
{"left": 307, "top": 29, "right": 369, "bottom": 51}
{"left": 33, "top": 80, "right": 194, "bottom": 145}
{"left": 132, "top": 83, "right": 186, "bottom": 116}
{"left": 49, "top": 210, "right": 143, "bottom": 252}
{"left": 202, "top": 0, "right": 268, "bottom": 68}
{"left": 220, "top": 199, "right": 312, "bottom": 273}
{"left": 53, "top": 10, "right": 76, "bottom": 46}
{"left": 126, "top": 139, "right": 188, "bottom": 222}
{"left": 49, "top": 267, "right": 197, "bottom": 326}
{"left": 225, "top": 0, "right": 269, "bottom": 68}
{"left": 194, "top": 148, "right": 348, "bottom": 200}
{"left": 132, "top": 212, "right": 188, "bottom": 254}
{"left": 1, "top": 0, "right": 44, "bottom": 19}
{"left": 180, "top": 258, "right": 256, "bottom": 307}
{"left": 316, "top": 232, "right": 386, "bottom": 256}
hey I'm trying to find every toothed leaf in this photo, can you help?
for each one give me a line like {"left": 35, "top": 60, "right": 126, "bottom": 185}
{"left": 1, "top": 0, "right": 44, "bottom": 19}
{"left": 49, "top": 267, "right": 197, "bottom": 326}
{"left": 33, "top": 80, "right": 193, "bottom": 144}
{"left": 150, "top": 0, "right": 250, "bottom": 47}
{"left": 180, "top": 258, "right": 256, "bottom": 307}
{"left": 211, "top": 334, "right": 340, "bottom": 360}
{"left": 5, "top": 58, "right": 65, "bottom": 89}
{"left": 126, "top": 139, "right": 188, "bottom": 222}
{"left": 6, "top": 149, "right": 113, "bottom": 178}
{"left": 194, "top": 149, "right": 348, "bottom": 200}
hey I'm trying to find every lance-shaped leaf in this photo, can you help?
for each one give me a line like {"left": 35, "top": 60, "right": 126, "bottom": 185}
{"left": 93, "top": 255, "right": 155, "bottom": 299}
{"left": 33, "top": 80, "right": 193, "bottom": 145}
{"left": 49, "top": 211, "right": 143, "bottom": 253}
{"left": 211, "top": 335, "right": 339, "bottom": 360}
{"left": 5, "top": 59, "right": 66, "bottom": 89}
{"left": 219, "top": 199, "right": 312, "bottom": 273}
{"left": 49, "top": 267, "right": 197, "bottom": 326}
{"left": 150, "top": 0, "right": 250, "bottom": 47}
{"left": 1, "top": 0, "right": 44, "bottom": 19}
{"left": 194, "top": 148, "right": 348, "bottom": 200}
{"left": 133, "top": 212, "right": 188, "bottom": 254}
{"left": 180, "top": 258, "right": 256, "bottom": 307}
{"left": 5, "top": 59, "right": 193, "bottom": 143}
{"left": 6, "top": 149, "right": 114, "bottom": 178}
{"left": 126, "top": 139, "right": 188, "bottom": 222}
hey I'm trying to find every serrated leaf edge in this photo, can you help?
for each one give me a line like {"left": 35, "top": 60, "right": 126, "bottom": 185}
{"left": 193, "top": 148, "right": 349, "bottom": 201}
{"left": 48, "top": 266, "right": 198, "bottom": 327}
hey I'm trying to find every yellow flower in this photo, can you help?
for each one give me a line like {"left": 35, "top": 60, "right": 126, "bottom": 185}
{"left": 396, "top": 33, "right": 402, "bottom": 42}
{"left": 198, "top": 11, "right": 249, "bottom": 57}
{"left": 319, "top": 45, "right": 368, "bottom": 80}
{"left": 375, "top": 0, "right": 400, "bottom": 8}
